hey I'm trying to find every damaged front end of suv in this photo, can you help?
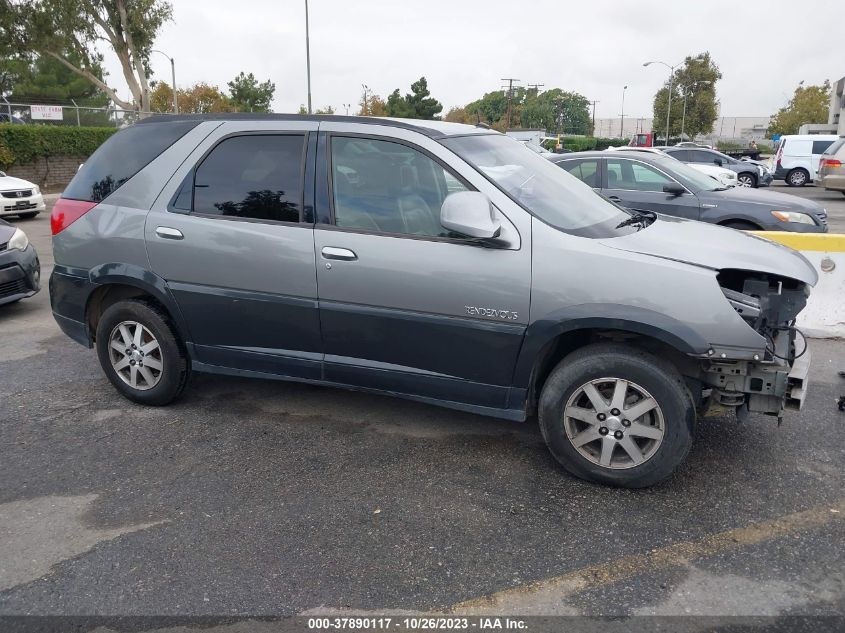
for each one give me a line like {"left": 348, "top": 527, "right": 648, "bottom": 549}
{"left": 702, "top": 268, "right": 812, "bottom": 420}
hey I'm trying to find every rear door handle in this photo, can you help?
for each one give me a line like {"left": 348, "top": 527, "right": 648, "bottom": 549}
{"left": 155, "top": 226, "right": 184, "bottom": 240}
{"left": 321, "top": 246, "right": 357, "bottom": 261}
{"left": 607, "top": 195, "right": 621, "bottom": 201}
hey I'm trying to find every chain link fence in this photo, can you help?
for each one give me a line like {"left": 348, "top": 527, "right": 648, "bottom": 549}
{"left": 0, "top": 99, "right": 174, "bottom": 128}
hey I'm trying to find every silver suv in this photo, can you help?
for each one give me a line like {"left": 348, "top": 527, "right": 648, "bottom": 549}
{"left": 50, "top": 115, "right": 816, "bottom": 487}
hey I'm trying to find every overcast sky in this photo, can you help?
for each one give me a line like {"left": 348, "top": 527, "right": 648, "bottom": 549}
{"left": 111, "top": 0, "right": 844, "bottom": 119}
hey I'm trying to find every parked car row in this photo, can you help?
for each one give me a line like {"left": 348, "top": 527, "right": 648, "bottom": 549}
{"left": 609, "top": 146, "right": 739, "bottom": 187}
{"left": 548, "top": 149, "right": 828, "bottom": 232}
{"left": 770, "top": 134, "right": 839, "bottom": 186}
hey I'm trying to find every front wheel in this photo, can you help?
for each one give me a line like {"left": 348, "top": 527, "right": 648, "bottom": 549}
{"left": 538, "top": 344, "right": 694, "bottom": 488}
{"left": 786, "top": 168, "right": 809, "bottom": 187}
{"left": 737, "top": 173, "right": 757, "bottom": 188}
{"left": 95, "top": 299, "right": 189, "bottom": 406}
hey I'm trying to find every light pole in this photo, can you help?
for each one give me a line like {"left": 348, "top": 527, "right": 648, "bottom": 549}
{"left": 343, "top": 103, "right": 351, "bottom": 116}
{"left": 643, "top": 60, "right": 682, "bottom": 144}
{"left": 151, "top": 49, "right": 178, "bottom": 113}
{"left": 680, "top": 81, "right": 712, "bottom": 141}
{"left": 619, "top": 85, "right": 628, "bottom": 138}
{"left": 304, "top": 0, "right": 312, "bottom": 114}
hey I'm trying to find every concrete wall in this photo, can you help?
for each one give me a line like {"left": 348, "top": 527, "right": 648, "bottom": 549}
{"left": 5, "top": 155, "right": 86, "bottom": 189}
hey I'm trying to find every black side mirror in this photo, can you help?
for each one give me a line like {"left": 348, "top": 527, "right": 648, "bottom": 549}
{"left": 662, "top": 183, "right": 686, "bottom": 196}
{"left": 714, "top": 158, "right": 723, "bottom": 166}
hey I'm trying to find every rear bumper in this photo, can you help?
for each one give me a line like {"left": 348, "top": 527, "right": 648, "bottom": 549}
{"left": 0, "top": 244, "right": 40, "bottom": 305}
{"left": 49, "top": 266, "right": 95, "bottom": 347}
{"left": 818, "top": 173, "right": 845, "bottom": 192}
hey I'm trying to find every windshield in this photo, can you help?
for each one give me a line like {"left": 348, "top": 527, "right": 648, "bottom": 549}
{"left": 444, "top": 134, "right": 629, "bottom": 236}
{"left": 653, "top": 156, "right": 726, "bottom": 192}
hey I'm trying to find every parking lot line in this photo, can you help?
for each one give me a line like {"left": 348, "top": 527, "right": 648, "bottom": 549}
{"left": 449, "top": 498, "right": 845, "bottom": 614}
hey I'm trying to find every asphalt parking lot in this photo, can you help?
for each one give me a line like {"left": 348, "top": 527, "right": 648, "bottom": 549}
{"left": 1, "top": 188, "right": 844, "bottom": 623}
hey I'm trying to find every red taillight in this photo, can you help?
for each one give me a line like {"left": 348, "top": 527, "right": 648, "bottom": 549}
{"left": 821, "top": 158, "right": 842, "bottom": 168}
{"left": 50, "top": 198, "right": 97, "bottom": 235}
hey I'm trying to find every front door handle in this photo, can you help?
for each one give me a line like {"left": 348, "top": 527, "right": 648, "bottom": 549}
{"left": 155, "top": 226, "right": 184, "bottom": 240}
{"left": 607, "top": 195, "right": 621, "bottom": 201}
{"left": 321, "top": 246, "right": 357, "bottom": 261}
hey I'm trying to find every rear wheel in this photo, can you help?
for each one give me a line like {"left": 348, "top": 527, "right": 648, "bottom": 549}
{"left": 737, "top": 173, "right": 757, "bottom": 188}
{"left": 538, "top": 344, "right": 694, "bottom": 488}
{"left": 95, "top": 299, "right": 189, "bottom": 406}
{"left": 786, "top": 168, "right": 809, "bottom": 187}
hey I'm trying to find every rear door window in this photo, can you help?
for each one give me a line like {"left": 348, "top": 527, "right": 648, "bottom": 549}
{"left": 64, "top": 121, "right": 199, "bottom": 202}
{"left": 192, "top": 135, "right": 305, "bottom": 223}
{"left": 664, "top": 149, "right": 690, "bottom": 161}
{"left": 812, "top": 140, "right": 835, "bottom": 155}
{"left": 689, "top": 150, "right": 716, "bottom": 164}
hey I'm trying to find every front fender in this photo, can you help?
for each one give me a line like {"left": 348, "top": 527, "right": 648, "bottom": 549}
{"left": 511, "top": 303, "right": 710, "bottom": 388}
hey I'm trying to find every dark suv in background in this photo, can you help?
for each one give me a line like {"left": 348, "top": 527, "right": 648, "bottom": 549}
{"left": 662, "top": 146, "right": 772, "bottom": 188}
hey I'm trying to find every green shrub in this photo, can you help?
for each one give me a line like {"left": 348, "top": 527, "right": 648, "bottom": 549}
{"left": 559, "top": 136, "right": 628, "bottom": 152}
{"left": 0, "top": 124, "right": 117, "bottom": 169}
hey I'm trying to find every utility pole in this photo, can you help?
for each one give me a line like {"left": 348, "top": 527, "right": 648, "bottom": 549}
{"left": 620, "top": 85, "right": 628, "bottom": 138}
{"left": 361, "top": 84, "right": 370, "bottom": 115}
{"left": 589, "top": 100, "right": 599, "bottom": 135}
{"left": 526, "top": 83, "right": 544, "bottom": 93}
{"left": 500, "top": 78, "right": 520, "bottom": 129}
{"left": 304, "top": 0, "right": 312, "bottom": 114}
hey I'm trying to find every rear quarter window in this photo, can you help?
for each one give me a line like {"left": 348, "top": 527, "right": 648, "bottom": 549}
{"left": 63, "top": 120, "right": 199, "bottom": 203}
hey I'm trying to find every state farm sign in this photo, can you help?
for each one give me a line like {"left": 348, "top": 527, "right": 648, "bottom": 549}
{"left": 31, "top": 105, "right": 64, "bottom": 120}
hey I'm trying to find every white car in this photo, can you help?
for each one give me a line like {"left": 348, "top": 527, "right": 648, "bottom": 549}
{"left": 0, "top": 172, "right": 45, "bottom": 219}
{"left": 689, "top": 162, "right": 738, "bottom": 187}
{"left": 605, "top": 147, "right": 736, "bottom": 187}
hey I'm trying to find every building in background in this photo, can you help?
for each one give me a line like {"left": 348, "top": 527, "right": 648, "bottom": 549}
{"left": 799, "top": 75, "right": 845, "bottom": 135}
{"left": 593, "top": 115, "right": 770, "bottom": 144}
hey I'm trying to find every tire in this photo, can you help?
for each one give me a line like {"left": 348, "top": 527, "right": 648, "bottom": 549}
{"left": 786, "top": 168, "right": 809, "bottom": 187}
{"left": 538, "top": 343, "right": 694, "bottom": 488}
{"left": 737, "top": 173, "right": 757, "bottom": 188}
{"left": 721, "top": 220, "right": 760, "bottom": 231}
{"left": 17, "top": 212, "right": 38, "bottom": 219}
{"left": 95, "top": 299, "right": 189, "bottom": 406}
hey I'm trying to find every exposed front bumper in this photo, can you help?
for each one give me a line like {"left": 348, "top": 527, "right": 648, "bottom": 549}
{"left": 0, "top": 244, "right": 40, "bottom": 305}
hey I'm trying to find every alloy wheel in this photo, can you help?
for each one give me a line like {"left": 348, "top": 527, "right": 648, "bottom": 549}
{"left": 737, "top": 175, "right": 754, "bottom": 187}
{"left": 563, "top": 377, "right": 665, "bottom": 469}
{"left": 789, "top": 171, "right": 807, "bottom": 186}
{"left": 108, "top": 320, "right": 164, "bottom": 391}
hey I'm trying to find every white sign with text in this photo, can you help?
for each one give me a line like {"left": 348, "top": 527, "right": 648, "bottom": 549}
{"left": 31, "top": 105, "right": 64, "bottom": 120}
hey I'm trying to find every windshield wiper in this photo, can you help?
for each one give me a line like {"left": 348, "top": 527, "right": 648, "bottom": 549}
{"left": 616, "top": 209, "right": 657, "bottom": 229}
